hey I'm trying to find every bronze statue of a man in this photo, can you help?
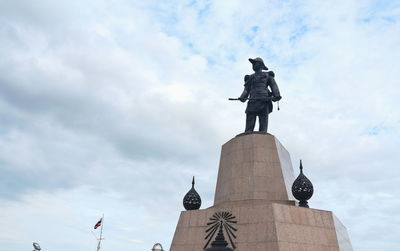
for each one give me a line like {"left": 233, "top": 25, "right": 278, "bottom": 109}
{"left": 238, "top": 57, "right": 281, "bottom": 133}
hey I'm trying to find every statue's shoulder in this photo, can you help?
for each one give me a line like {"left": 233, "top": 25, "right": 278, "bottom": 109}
{"left": 256, "top": 71, "right": 273, "bottom": 78}
{"left": 247, "top": 73, "right": 257, "bottom": 80}
{"left": 247, "top": 72, "right": 274, "bottom": 82}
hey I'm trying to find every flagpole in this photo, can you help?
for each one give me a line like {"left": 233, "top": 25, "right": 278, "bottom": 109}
{"left": 96, "top": 214, "right": 104, "bottom": 251}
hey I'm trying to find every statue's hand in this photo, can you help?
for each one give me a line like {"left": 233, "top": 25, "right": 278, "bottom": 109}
{"left": 272, "top": 96, "right": 281, "bottom": 102}
{"left": 239, "top": 97, "right": 246, "bottom": 103}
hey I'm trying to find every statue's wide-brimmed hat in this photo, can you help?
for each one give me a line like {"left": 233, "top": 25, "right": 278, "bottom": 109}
{"left": 249, "top": 57, "right": 268, "bottom": 70}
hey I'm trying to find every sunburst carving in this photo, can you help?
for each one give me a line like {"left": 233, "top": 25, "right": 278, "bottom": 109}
{"left": 204, "top": 211, "right": 237, "bottom": 249}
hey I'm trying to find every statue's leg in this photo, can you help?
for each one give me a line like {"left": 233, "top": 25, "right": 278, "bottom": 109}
{"left": 259, "top": 114, "right": 269, "bottom": 132}
{"left": 245, "top": 113, "right": 256, "bottom": 132}
{"left": 258, "top": 108, "right": 269, "bottom": 132}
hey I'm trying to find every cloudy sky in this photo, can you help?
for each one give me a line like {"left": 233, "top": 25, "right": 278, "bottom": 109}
{"left": 0, "top": 0, "right": 399, "bottom": 250}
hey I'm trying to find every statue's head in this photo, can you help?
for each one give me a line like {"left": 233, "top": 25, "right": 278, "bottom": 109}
{"left": 249, "top": 57, "right": 268, "bottom": 72}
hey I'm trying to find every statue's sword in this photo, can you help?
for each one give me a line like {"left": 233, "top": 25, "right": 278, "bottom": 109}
{"left": 228, "top": 97, "right": 273, "bottom": 101}
{"left": 228, "top": 97, "right": 280, "bottom": 110}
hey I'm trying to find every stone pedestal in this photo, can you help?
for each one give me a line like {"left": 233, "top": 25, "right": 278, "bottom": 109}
{"left": 170, "top": 134, "right": 353, "bottom": 251}
{"left": 214, "top": 134, "right": 295, "bottom": 205}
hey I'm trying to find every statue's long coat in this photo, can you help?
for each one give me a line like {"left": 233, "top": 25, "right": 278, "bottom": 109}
{"left": 240, "top": 71, "right": 280, "bottom": 114}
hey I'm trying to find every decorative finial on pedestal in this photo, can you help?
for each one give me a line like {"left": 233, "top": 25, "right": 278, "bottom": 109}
{"left": 292, "top": 160, "right": 314, "bottom": 208}
{"left": 183, "top": 176, "right": 201, "bottom": 210}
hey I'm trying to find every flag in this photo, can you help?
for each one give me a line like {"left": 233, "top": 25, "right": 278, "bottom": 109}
{"left": 94, "top": 218, "right": 102, "bottom": 229}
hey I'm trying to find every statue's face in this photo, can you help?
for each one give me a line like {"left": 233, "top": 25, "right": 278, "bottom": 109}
{"left": 252, "top": 62, "right": 262, "bottom": 71}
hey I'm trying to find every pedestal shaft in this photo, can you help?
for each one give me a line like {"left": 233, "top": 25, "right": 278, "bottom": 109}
{"left": 214, "top": 134, "right": 295, "bottom": 205}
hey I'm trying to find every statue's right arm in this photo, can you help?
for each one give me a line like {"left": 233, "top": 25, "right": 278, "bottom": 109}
{"left": 239, "top": 75, "right": 250, "bottom": 102}
{"left": 239, "top": 89, "right": 249, "bottom": 102}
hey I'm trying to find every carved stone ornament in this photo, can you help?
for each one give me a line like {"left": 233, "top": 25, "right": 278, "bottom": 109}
{"left": 204, "top": 212, "right": 237, "bottom": 250}
{"left": 292, "top": 160, "right": 314, "bottom": 208}
{"left": 183, "top": 176, "right": 201, "bottom": 210}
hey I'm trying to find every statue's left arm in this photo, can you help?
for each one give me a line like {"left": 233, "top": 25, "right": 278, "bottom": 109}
{"left": 268, "top": 75, "right": 281, "bottom": 101}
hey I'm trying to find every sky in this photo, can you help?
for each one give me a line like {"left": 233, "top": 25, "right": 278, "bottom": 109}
{"left": 0, "top": 0, "right": 399, "bottom": 250}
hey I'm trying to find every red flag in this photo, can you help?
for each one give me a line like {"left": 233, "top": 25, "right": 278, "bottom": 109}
{"left": 94, "top": 218, "right": 102, "bottom": 229}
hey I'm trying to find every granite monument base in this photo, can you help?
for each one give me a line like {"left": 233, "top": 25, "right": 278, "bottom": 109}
{"left": 170, "top": 134, "right": 352, "bottom": 251}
